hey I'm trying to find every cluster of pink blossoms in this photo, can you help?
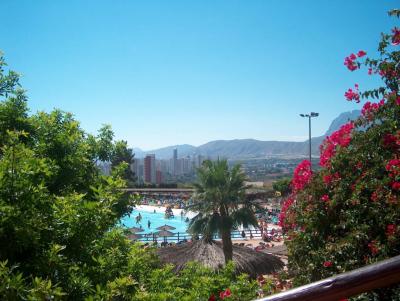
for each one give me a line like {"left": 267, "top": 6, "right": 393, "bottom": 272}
{"left": 279, "top": 160, "right": 312, "bottom": 229}
{"left": 344, "top": 51, "right": 366, "bottom": 71}
{"left": 383, "top": 131, "right": 400, "bottom": 151}
{"left": 278, "top": 196, "right": 294, "bottom": 228}
{"left": 292, "top": 160, "right": 312, "bottom": 191}
{"left": 344, "top": 84, "right": 360, "bottom": 102}
{"left": 386, "top": 224, "right": 397, "bottom": 237}
{"left": 386, "top": 159, "right": 400, "bottom": 191}
{"left": 321, "top": 194, "right": 330, "bottom": 203}
{"left": 323, "top": 172, "right": 341, "bottom": 185}
{"left": 368, "top": 240, "right": 379, "bottom": 256}
{"left": 323, "top": 260, "right": 333, "bottom": 267}
{"left": 392, "top": 27, "right": 400, "bottom": 45}
{"left": 386, "top": 159, "right": 400, "bottom": 177}
{"left": 319, "top": 122, "right": 354, "bottom": 167}
{"left": 361, "top": 99, "right": 385, "bottom": 119}
{"left": 208, "top": 288, "right": 231, "bottom": 301}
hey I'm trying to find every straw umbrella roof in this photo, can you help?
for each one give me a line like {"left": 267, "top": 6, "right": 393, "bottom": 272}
{"left": 157, "top": 239, "right": 284, "bottom": 278}
{"left": 263, "top": 245, "right": 288, "bottom": 256}
{"left": 154, "top": 230, "right": 175, "bottom": 237}
{"left": 128, "top": 226, "right": 144, "bottom": 233}
{"left": 156, "top": 224, "right": 176, "bottom": 231}
{"left": 127, "top": 233, "right": 142, "bottom": 240}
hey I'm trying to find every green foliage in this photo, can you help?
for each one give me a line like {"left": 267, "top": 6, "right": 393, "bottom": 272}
{"left": 272, "top": 177, "right": 291, "bottom": 196}
{"left": 111, "top": 140, "right": 136, "bottom": 187}
{"left": 0, "top": 53, "right": 261, "bottom": 300}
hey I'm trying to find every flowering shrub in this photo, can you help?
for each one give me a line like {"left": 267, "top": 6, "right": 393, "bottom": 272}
{"left": 291, "top": 160, "right": 313, "bottom": 191}
{"left": 280, "top": 10, "right": 400, "bottom": 300}
{"left": 319, "top": 122, "right": 354, "bottom": 168}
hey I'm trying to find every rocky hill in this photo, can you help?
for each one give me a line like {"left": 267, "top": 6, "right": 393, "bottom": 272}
{"left": 134, "top": 110, "right": 361, "bottom": 159}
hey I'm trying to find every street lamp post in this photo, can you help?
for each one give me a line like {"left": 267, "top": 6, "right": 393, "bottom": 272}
{"left": 300, "top": 112, "right": 319, "bottom": 169}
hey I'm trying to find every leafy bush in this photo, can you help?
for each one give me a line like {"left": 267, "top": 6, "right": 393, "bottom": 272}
{"left": 280, "top": 11, "right": 400, "bottom": 300}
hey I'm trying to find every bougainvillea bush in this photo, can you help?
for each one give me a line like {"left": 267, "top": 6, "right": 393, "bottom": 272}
{"left": 280, "top": 10, "right": 400, "bottom": 300}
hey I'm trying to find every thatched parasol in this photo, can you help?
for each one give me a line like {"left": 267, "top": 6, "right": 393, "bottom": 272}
{"left": 264, "top": 244, "right": 288, "bottom": 256}
{"left": 128, "top": 226, "right": 144, "bottom": 233}
{"left": 157, "top": 239, "right": 284, "bottom": 278}
{"left": 156, "top": 224, "right": 176, "bottom": 231}
{"left": 154, "top": 230, "right": 175, "bottom": 243}
{"left": 127, "top": 233, "right": 142, "bottom": 241}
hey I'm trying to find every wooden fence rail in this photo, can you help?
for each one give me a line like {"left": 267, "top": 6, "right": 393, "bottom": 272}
{"left": 137, "top": 228, "right": 272, "bottom": 243}
{"left": 256, "top": 255, "right": 400, "bottom": 301}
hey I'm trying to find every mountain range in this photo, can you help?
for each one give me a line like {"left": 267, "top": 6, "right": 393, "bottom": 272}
{"left": 133, "top": 110, "right": 361, "bottom": 160}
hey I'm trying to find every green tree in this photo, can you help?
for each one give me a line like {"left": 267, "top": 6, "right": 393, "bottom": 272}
{"left": 0, "top": 53, "right": 261, "bottom": 300}
{"left": 0, "top": 52, "right": 136, "bottom": 298}
{"left": 272, "top": 177, "right": 291, "bottom": 197}
{"left": 111, "top": 140, "right": 136, "bottom": 187}
{"left": 188, "top": 159, "right": 258, "bottom": 263}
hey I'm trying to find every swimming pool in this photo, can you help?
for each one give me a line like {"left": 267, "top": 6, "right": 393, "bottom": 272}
{"left": 120, "top": 206, "right": 190, "bottom": 235}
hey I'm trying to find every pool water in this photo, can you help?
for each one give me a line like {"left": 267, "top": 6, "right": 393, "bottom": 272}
{"left": 120, "top": 207, "right": 189, "bottom": 235}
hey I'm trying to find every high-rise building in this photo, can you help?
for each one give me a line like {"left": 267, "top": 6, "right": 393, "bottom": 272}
{"left": 156, "top": 170, "right": 163, "bottom": 185}
{"left": 132, "top": 158, "right": 144, "bottom": 183}
{"left": 173, "top": 148, "right": 178, "bottom": 176}
{"left": 144, "top": 154, "right": 156, "bottom": 184}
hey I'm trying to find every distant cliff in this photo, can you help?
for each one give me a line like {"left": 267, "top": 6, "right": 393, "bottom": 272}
{"left": 134, "top": 110, "right": 361, "bottom": 160}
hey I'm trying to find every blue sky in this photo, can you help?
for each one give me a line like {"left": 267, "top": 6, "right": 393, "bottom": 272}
{"left": 0, "top": 0, "right": 397, "bottom": 149}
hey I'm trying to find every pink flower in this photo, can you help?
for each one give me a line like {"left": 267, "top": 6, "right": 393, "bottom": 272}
{"left": 371, "top": 191, "right": 379, "bottom": 202}
{"left": 323, "top": 261, "right": 333, "bottom": 267}
{"left": 357, "top": 50, "right": 367, "bottom": 57}
{"left": 323, "top": 172, "right": 341, "bottom": 185}
{"left": 292, "top": 160, "right": 312, "bottom": 191}
{"left": 220, "top": 288, "right": 231, "bottom": 299}
{"left": 368, "top": 241, "right": 379, "bottom": 256}
{"left": 344, "top": 54, "right": 359, "bottom": 71}
{"left": 344, "top": 85, "right": 360, "bottom": 103}
{"left": 383, "top": 133, "right": 400, "bottom": 150}
{"left": 392, "top": 182, "right": 400, "bottom": 190}
{"left": 392, "top": 27, "right": 400, "bottom": 45}
{"left": 208, "top": 295, "right": 216, "bottom": 301}
{"left": 279, "top": 196, "right": 295, "bottom": 230}
{"left": 361, "top": 100, "right": 384, "bottom": 119}
{"left": 321, "top": 194, "right": 330, "bottom": 202}
{"left": 368, "top": 68, "right": 373, "bottom": 75}
{"left": 386, "top": 224, "right": 396, "bottom": 236}
{"left": 386, "top": 159, "right": 400, "bottom": 177}
{"left": 320, "top": 122, "right": 354, "bottom": 167}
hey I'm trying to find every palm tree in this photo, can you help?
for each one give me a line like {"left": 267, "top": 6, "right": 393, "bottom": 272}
{"left": 188, "top": 159, "right": 258, "bottom": 263}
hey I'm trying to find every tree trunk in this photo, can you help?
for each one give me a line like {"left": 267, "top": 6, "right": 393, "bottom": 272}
{"left": 221, "top": 227, "right": 233, "bottom": 263}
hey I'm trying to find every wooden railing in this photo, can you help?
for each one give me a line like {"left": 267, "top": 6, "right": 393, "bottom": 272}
{"left": 137, "top": 228, "right": 276, "bottom": 243}
{"left": 256, "top": 255, "right": 400, "bottom": 301}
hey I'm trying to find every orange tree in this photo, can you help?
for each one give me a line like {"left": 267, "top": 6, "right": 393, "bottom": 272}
{"left": 280, "top": 10, "right": 400, "bottom": 300}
